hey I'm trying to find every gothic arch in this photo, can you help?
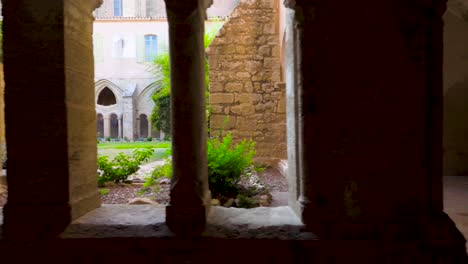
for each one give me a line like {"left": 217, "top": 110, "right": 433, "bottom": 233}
{"left": 136, "top": 82, "right": 161, "bottom": 104}
{"left": 95, "top": 79, "right": 124, "bottom": 105}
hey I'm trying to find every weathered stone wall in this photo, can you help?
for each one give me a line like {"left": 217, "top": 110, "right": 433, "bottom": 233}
{"left": 208, "top": 0, "right": 286, "bottom": 166}
{"left": 443, "top": 1, "right": 468, "bottom": 175}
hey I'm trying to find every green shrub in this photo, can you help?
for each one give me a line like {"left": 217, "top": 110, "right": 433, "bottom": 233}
{"left": 97, "top": 148, "right": 153, "bottom": 187}
{"left": 151, "top": 158, "right": 172, "bottom": 179}
{"left": 99, "top": 189, "right": 110, "bottom": 196}
{"left": 138, "top": 158, "right": 172, "bottom": 195}
{"left": 236, "top": 194, "right": 259, "bottom": 209}
{"left": 207, "top": 132, "right": 256, "bottom": 197}
{"left": 147, "top": 137, "right": 153, "bottom": 142}
{"left": 253, "top": 163, "right": 267, "bottom": 173}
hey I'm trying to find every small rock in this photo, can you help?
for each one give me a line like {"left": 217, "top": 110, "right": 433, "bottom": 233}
{"left": 223, "top": 198, "right": 235, "bottom": 208}
{"left": 259, "top": 194, "right": 272, "bottom": 207}
{"left": 211, "top": 199, "right": 220, "bottom": 206}
{"left": 128, "top": 198, "right": 159, "bottom": 205}
{"left": 130, "top": 178, "right": 145, "bottom": 183}
{"left": 159, "top": 178, "right": 170, "bottom": 185}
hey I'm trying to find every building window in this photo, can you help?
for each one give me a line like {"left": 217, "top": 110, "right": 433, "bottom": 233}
{"left": 112, "top": 35, "right": 125, "bottom": 58}
{"left": 114, "top": 0, "right": 123, "bottom": 16}
{"left": 146, "top": 0, "right": 157, "bottom": 17}
{"left": 145, "top": 35, "right": 157, "bottom": 62}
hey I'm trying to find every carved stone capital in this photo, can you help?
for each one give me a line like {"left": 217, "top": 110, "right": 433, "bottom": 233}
{"left": 91, "top": 0, "right": 104, "bottom": 10}
{"left": 164, "top": 0, "right": 200, "bottom": 21}
{"left": 283, "top": 0, "right": 296, "bottom": 9}
{"left": 203, "top": 0, "right": 213, "bottom": 9}
{"left": 285, "top": 1, "right": 317, "bottom": 29}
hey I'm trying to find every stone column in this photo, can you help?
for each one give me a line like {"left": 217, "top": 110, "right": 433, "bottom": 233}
{"left": 122, "top": 96, "right": 135, "bottom": 140}
{"left": 136, "top": 116, "right": 141, "bottom": 138}
{"left": 103, "top": 116, "right": 110, "bottom": 138}
{"left": 164, "top": 0, "right": 212, "bottom": 236}
{"left": 293, "top": 0, "right": 466, "bottom": 252}
{"left": 118, "top": 115, "right": 123, "bottom": 139}
{"left": 2, "top": 0, "right": 102, "bottom": 241}
{"left": 148, "top": 119, "right": 152, "bottom": 139}
{"left": 284, "top": 4, "right": 301, "bottom": 217}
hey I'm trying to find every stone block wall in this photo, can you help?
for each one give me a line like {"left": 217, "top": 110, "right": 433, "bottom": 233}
{"left": 0, "top": 64, "right": 4, "bottom": 167}
{"left": 208, "top": 0, "right": 286, "bottom": 166}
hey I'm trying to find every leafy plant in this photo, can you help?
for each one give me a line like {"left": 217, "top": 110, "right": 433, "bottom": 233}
{"left": 236, "top": 194, "right": 259, "bottom": 209}
{"left": 146, "top": 137, "right": 153, "bottom": 142}
{"left": 99, "top": 189, "right": 110, "bottom": 196}
{"left": 151, "top": 158, "right": 172, "bottom": 179}
{"left": 138, "top": 158, "right": 172, "bottom": 195}
{"left": 97, "top": 148, "right": 153, "bottom": 187}
{"left": 253, "top": 163, "right": 267, "bottom": 173}
{"left": 207, "top": 132, "right": 256, "bottom": 197}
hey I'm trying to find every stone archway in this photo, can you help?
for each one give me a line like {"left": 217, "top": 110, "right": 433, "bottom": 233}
{"left": 110, "top": 113, "right": 119, "bottom": 138}
{"left": 96, "top": 113, "right": 104, "bottom": 139}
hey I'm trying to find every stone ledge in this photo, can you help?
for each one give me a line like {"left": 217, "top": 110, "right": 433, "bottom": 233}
{"left": 59, "top": 204, "right": 311, "bottom": 239}
{"left": 1, "top": 205, "right": 311, "bottom": 240}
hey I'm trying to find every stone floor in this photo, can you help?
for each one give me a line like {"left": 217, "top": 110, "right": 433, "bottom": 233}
{"left": 443, "top": 176, "right": 468, "bottom": 252}
{"left": 0, "top": 176, "right": 466, "bottom": 243}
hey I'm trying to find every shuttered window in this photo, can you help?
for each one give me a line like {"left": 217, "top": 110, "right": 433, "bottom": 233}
{"left": 145, "top": 35, "right": 157, "bottom": 62}
{"left": 114, "top": 0, "right": 123, "bottom": 16}
{"left": 123, "top": 0, "right": 135, "bottom": 17}
{"left": 93, "top": 34, "right": 104, "bottom": 63}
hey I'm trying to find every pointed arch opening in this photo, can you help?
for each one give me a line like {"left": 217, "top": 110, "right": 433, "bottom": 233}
{"left": 97, "top": 87, "right": 117, "bottom": 106}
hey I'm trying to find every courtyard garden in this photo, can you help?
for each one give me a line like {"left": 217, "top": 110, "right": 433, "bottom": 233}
{"left": 96, "top": 133, "right": 288, "bottom": 208}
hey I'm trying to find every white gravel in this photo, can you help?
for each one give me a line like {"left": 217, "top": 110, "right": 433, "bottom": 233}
{"left": 129, "top": 160, "right": 167, "bottom": 180}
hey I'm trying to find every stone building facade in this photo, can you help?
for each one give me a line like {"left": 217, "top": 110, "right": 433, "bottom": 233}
{"left": 93, "top": 0, "right": 237, "bottom": 140}
{"left": 208, "top": 0, "right": 286, "bottom": 165}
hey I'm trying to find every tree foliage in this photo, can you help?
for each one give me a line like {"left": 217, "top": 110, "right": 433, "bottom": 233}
{"left": 150, "top": 22, "right": 223, "bottom": 135}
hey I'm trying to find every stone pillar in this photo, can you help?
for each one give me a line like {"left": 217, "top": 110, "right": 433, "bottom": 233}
{"left": 103, "top": 116, "right": 110, "bottom": 138}
{"left": 0, "top": 64, "right": 5, "bottom": 169}
{"left": 122, "top": 96, "right": 135, "bottom": 140}
{"left": 148, "top": 119, "right": 152, "bottom": 139}
{"left": 284, "top": 5, "right": 301, "bottom": 217}
{"left": 293, "top": 0, "right": 465, "bottom": 253}
{"left": 137, "top": 116, "right": 141, "bottom": 138}
{"left": 164, "top": 0, "right": 212, "bottom": 236}
{"left": 118, "top": 116, "right": 123, "bottom": 139}
{"left": 2, "top": 0, "right": 102, "bottom": 240}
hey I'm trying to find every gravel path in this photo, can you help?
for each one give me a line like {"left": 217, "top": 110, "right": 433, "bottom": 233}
{"left": 129, "top": 160, "right": 166, "bottom": 180}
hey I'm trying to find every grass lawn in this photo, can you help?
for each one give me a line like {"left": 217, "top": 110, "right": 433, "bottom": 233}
{"left": 97, "top": 142, "right": 171, "bottom": 164}
{"left": 98, "top": 141, "right": 171, "bottom": 149}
